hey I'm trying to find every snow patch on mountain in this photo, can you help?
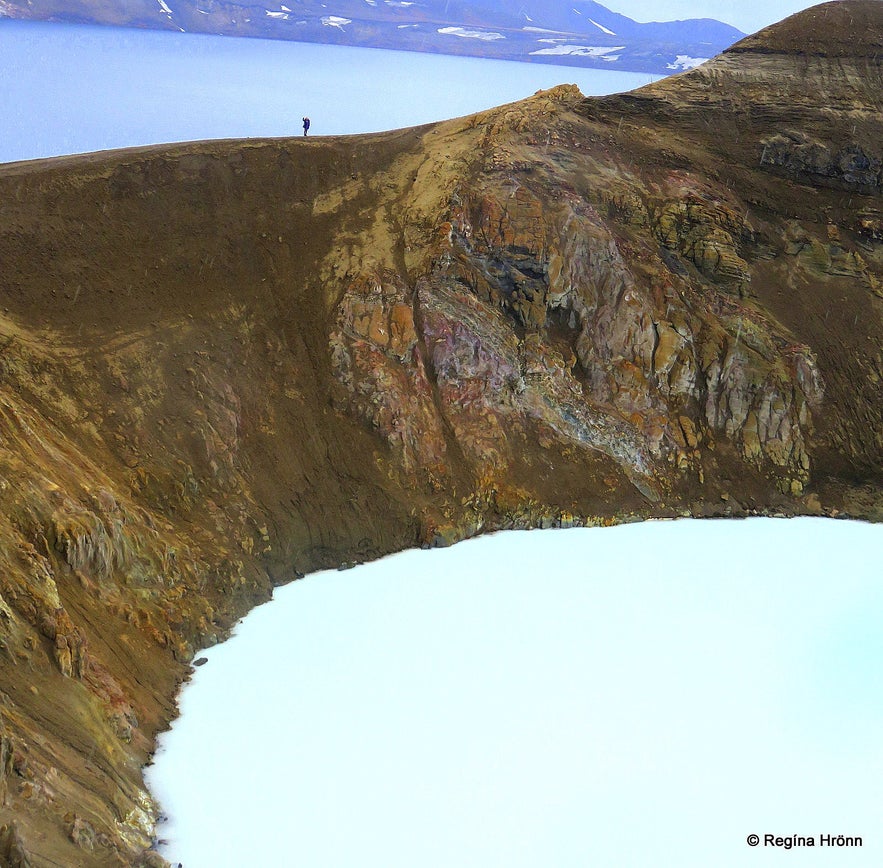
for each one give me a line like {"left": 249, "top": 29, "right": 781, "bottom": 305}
{"left": 531, "top": 44, "right": 624, "bottom": 57}
{"left": 588, "top": 17, "right": 615, "bottom": 36}
{"left": 322, "top": 15, "right": 352, "bottom": 29}
{"left": 438, "top": 26, "right": 505, "bottom": 41}
{"left": 667, "top": 54, "right": 709, "bottom": 70}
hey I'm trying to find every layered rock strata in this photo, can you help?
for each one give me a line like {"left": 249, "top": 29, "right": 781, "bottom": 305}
{"left": 0, "top": 2, "right": 880, "bottom": 864}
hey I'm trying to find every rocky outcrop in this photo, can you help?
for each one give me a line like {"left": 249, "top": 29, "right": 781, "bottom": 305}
{"left": 760, "top": 131, "right": 881, "bottom": 190}
{"left": 0, "top": 822, "right": 32, "bottom": 868}
{"left": 330, "top": 86, "right": 832, "bottom": 508}
{"left": 0, "top": 2, "right": 880, "bottom": 864}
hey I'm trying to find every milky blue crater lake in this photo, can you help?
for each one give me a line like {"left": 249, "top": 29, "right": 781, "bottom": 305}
{"left": 146, "top": 518, "right": 883, "bottom": 868}
{"left": 0, "top": 19, "right": 659, "bottom": 164}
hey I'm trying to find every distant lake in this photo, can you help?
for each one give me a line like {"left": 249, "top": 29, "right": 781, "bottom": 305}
{"left": 0, "top": 19, "right": 660, "bottom": 164}
{"left": 146, "top": 518, "right": 883, "bottom": 868}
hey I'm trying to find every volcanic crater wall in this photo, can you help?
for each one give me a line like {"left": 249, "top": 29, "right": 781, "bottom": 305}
{"left": 0, "top": 3, "right": 881, "bottom": 865}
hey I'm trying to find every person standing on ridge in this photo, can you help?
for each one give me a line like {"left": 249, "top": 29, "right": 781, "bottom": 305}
{"left": 302, "top": 117, "right": 310, "bottom": 136}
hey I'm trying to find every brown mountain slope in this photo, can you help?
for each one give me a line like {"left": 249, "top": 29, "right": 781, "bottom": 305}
{"left": 0, "top": 1, "right": 881, "bottom": 864}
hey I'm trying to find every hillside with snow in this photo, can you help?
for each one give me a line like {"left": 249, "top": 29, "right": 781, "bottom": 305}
{"left": 0, "top": 0, "right": 746, "bottom": 74}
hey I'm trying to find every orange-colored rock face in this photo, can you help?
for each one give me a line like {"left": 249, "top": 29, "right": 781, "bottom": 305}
{"left": 331, "top": 89, "right": 835, "bottom": 508}
{"left": 0, "top": 3, "right": 881, "bottom": 864}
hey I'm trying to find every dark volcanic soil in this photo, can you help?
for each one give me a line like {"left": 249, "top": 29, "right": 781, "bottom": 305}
{"left": 0, "top": 2, "right": 880, "bottom": 865}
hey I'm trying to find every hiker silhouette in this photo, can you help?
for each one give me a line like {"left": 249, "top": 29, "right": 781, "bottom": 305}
{"left": 302, "top": 117, "right": 311, "bottom": 136}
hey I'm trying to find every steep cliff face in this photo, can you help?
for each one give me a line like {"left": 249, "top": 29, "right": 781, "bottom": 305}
{"left": 0, "top": 2, "right": 880, "bottom": 864}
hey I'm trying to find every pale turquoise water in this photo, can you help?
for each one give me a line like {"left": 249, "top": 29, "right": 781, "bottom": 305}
{"left": 147, "top": 518, "right": 883, "bottom": 867}
{"left": 0, "top": 19, "right": 659, "bottom": 164}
